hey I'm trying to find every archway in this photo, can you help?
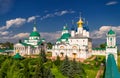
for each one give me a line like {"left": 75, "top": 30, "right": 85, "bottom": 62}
{"left": 60, "top": 52, "right": 64, "bottom": 57}
{"left": 72, "top": 53, "right": 77, "bottom": 59}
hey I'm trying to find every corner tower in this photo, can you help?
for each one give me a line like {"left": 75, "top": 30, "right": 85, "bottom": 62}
{"left": 106, "top": 29, "right": 117, "bottom": 63}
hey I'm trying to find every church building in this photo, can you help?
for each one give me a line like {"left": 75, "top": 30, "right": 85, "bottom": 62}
{"left": 14, "top": 23, "right": 46, "bottom": 56}
{"left": 52, "top": 16, "right": 92, "bottom": 60}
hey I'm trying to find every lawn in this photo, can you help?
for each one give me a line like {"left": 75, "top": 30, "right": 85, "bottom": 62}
{"left": 117, "top": 55, "right": 120, "bottom": 71}
{"left": 83, "top": 55, "right": 105, "bottom": 78}
{"left": 85, "top": 69, "right": 98, "bottom": 78}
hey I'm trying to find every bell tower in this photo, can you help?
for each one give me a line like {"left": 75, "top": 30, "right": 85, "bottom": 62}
{"left": 106, "top": 29, "right": 117, "bottom": 63}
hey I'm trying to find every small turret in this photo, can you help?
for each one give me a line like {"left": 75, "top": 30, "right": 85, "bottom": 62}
{"left": 62, "top": 24, "right": 69, "bottom": 35}
{"left": 71, "top": 20, "right": 75, "bottom": 37}
{"left": 33, "top": 22, "right": 37, "bottom": 32}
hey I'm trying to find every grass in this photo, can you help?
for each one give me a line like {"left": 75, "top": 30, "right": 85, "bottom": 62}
{"left": 83, "top": 55, "right": 106, "bottom": 78}
{"left": 117, "top": 55, "right": 120, "bottom": 71}
{"left": 85, "top": 69, "right": 98, "bottom": 78}
{"left": 51, "top": 65, "right": 67, "bottom": 78}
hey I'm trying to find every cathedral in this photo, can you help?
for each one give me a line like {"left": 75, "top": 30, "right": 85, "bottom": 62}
{"left": 52, "top": 16, "right": 117, "bottom": 62}
{"left": 14, "top": 24, "right": 46, "bottom": 56}
{"left": 52, "top": 17, "right": 92, "bottom": 60}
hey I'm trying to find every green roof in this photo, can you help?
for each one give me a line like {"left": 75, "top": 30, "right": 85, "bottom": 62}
{"left": 37, "top": 41, "right": 42, "bottom": 45}
{"left": 0, "top": 49, "right": 5, "bottom": 52}
{"left": 92, "top": 48, "right": 106, "bottom": 50}
{"left": 57, "top": 38, "right": 61, "bottom": 42}
{"left": 105, "top": 54, "right": 120, "bottom": 78}
{"left": 30, "top": 31, "right": 40, "bottom": 37}
{"left": 61, "top": 33, "right": 71, "bottom": 39}
{"left": 108, "top": 29, "right": 115, "bottom": 35}
{"left": 13, "top": 53, "right": 22, "bottom": 59}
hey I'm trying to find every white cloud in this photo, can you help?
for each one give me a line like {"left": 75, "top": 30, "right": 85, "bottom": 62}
{"left": 41, "top": 10, "right": 75, "bottom": 20}
{"left": 40, "top": 31, "right": 61, "bottom": 42}
{"left": 0, "top": 18, "right": 26, "bottom": 31}
{"left": 27, "top": 16, "right": 40, "bottom": 22}
{"left": 40, "top": 14, "right": 54, "bottom": 20}
{"left": 90, "top": 26, "right": 120, "bottom": 39}
{"left": 106, "top": 1, "right": 118, "bottom": 6}
{"left": 13, "top": 33, "right": 29, "bottom": 39}
{"left": 54, "top": 10, "right": 75, "bottom": 16}
{"left": 0, "top": 31, "right": 9, "bottom": 36}
{"left": 0, "top": 31, "right": 61, "bottom": 43}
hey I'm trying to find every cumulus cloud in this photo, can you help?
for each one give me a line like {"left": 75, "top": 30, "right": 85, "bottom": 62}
{"left": 0, "top": 31, "right": 61, "bottom": 43}
{"left": 27, "top": 16, "right": 40, "bottom": 22}
{"left": 12, "top": 33, "right": 29, "bottom": 39}
{"left": 41, "top": 10, "right": 75, "bottom": 20}
{"left": 106, "top": 1, "right": 118, "bottom": 6}
{"left": 0, "top": 18, "right": 26, "bottom": 31}
{"left": 40, "top": 31, "right": 61, "bottom": 42}
{"left": 0, "top": 31, "right": 9, "bottom": 36}
{"left": 90, "top": 26, "right": 120, "bottom": 39}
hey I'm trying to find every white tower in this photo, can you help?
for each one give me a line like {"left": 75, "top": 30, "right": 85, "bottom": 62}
{"left": 61, "top": 25, "right": 69, "bottom": 35}
{"left": 106, "top": 29, "right": 117, "bottom": 63}
{"left": 71, "top": 25, "right": 75, "bottom": 37}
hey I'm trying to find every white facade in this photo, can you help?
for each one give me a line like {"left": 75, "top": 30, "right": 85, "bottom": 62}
{"left": 52, "top": 17, "right": 92, "bottom": 60}
{"left": 14, "top": 24, "right": 46, "bottom": 56}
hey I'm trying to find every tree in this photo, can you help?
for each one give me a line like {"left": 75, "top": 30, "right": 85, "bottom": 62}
{"left": 100, "top": 42, "right": 106, "bottom": 49}
{"left": 54, "top": 55, "right": 60, "bottom": 66}
{"left": 6, "top": 60, "right": 25, "bottom": 78}
{"left": 68, "top": 59, "right": 85, "bottom": 78}
{"left": 40, "top": 49, "right": 47, "bottom": 63}
{"left": 0, "top": 58, "right": 13, "bottom": 78}
{"left": 60, "top": 55, "right": 70, "bottom": 76}
{"left": 34, "top": 56, "right": 53, "bottom": 78}
{"left": 47, "top": 42, "right": 53, "bottom": 49}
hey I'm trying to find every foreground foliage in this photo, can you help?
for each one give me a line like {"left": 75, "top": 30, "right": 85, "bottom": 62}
{"left": 0, "top": 54, "right": 105, "bottom": 78}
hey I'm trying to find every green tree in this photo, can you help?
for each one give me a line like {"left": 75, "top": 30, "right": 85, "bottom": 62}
{"left": 54, "top": 55, "right": 60, "bottom": 66}
{"left": 34, "top": 56, "right": 53, "bottom": 78}
{"left": 100, "top": 42, "right": 106, "bottom": 49}
{"left": 68, "top": 59, "right": 85, "bottom": 78}
{"left": 47, "top": 42, "right": 53, "bottom": 49}
{"left": 60, "top": 55, "right": 70, "bottom": 76}
{"left": 0, "top": 58, "right": 13, "bottom": 78}
{"left": 40, "top": 49, "right": 47, "bottom": 63}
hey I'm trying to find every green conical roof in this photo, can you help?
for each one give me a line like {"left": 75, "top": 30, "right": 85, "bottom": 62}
{"left": 105, "top": 54, "right": 120, "bottom": 78}
{"left": 57, "top": 38, "right": 61, "bottom": 42}
{"left": 30, "top": 23, "right": 40, "bottom": 37}
{"left": 13, "top": 53, "right": 22, "bottom": 59}
{"left": 61, "top": 33, "right": 71, "bottom": 39}
{"left": 30, "top": 31, "right": 40, "bottom": 37}
{"left": 108, "top": 29, "right": 115, "bottom": 35}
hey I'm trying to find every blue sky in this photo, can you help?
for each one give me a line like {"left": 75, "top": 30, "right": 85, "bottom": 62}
{"left": 0, "top": 0, "right": 120, "bottom": 44}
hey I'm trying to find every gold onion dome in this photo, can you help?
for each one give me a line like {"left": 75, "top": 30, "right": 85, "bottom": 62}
{"left": 77, "top": 18, "right": 84, "bottom": 28}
